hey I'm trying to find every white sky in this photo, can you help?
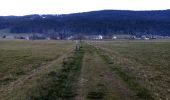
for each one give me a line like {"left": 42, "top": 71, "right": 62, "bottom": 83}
{"left": 0, "top": 0, "right": 170, "bottom": 16}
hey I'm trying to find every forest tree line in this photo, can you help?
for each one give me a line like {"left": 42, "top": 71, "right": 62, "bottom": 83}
{"left": 0, "top": 10, "right": 170, "bottom": 36}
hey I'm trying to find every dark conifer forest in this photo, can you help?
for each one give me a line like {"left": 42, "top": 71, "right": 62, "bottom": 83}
{"left": 0, "top": 10, "right": 170, "bottom": 36}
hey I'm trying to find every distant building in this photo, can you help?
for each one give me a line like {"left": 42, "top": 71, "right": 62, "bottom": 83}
{"left": 141, "top": 36, "right": 150, "bottom": 40}
{"left": 142, "top": 37, "right": 149, "bottom": 40}
{"left": 130, "top": 36, "right": 141, "bottom": 40}
{"left": 5, "top": 35, "right": 15, "bottom": 39}
{"left": 25, "top": 36, "right": 30, "bottom": 40}
{"left": 46, "top": 37, "right": 51, "bottom": 40}
{"left": 67, "top": 36, "right": 74, "bottom": 40}
{"left": 98, "top": 35, "right": 103, "bottom": 39}
{"left": 92, "top": 35, "right": 103, "bottom": 40}
{"left": 85, "top": 35, "right": 103, "bottom": 40}
{"left": 148, "top": 35, "right": 157, "bottom": 39}
{"left": 112, "top": 36, "right": 117, "bottom": 40}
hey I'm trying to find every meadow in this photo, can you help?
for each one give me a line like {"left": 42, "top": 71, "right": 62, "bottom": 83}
{"left": 0, "top": 40, "right": 75, "bottom": 99}
{"left": 88, "top": 40, "right": 170, "bottom": 100}
{"left": 0, "top": 39, "right": 169, "bottom": 100}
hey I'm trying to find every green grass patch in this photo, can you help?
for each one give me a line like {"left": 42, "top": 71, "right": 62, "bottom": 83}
{"left": 27, "top": 47, "right": 85, "bottom": 100}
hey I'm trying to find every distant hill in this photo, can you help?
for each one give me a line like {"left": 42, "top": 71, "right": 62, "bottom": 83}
{"left": 0, "top": 10, "right": 170, "bottom": 36}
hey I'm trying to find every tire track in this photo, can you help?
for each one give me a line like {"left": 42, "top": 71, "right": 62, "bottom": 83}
{"left": 0, "top": 49, "right": 73, "bottom": 99}
{"left": 76, "top": 44, "right": 139, "bottom": 100}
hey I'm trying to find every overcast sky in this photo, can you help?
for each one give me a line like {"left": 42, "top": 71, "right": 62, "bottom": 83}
{"left": 0, "top": 0, "right": 169, "bottom": 16}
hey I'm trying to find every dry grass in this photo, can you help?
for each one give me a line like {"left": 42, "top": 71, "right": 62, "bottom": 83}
{"left": 0, "top": 40, "right": 75, "bottom": 99}
{"left": 76, "top": 44, "right": 138, "bottom": 100}
{"left": 1, "top": 39, "right": 169, "bottom": 100}
{"left": 0, "top": 40, "right": 74, "bottom": 84}
{"left": 88, "top": 40, "right": 170, "bottom": 100}
{"left": 25, "top": 47, "right": 84, "bottom": 100}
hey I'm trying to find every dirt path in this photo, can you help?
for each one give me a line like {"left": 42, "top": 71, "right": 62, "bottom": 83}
{"left": 76, "top": 45, "right": 139, "bottom": 100}
{"left": 0, "top": 50, "right": 73, "bottom": 99}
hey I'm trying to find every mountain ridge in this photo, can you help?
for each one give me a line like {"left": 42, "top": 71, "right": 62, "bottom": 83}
{"left": 0, "top": 10, "right": 170, "bottom": 36}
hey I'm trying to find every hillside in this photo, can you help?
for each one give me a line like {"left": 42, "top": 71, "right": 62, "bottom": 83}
{"left": 0, "top": 10, "right": 170, "bottom": 36}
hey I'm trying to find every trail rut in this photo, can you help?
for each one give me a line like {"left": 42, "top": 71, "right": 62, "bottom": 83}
{"left": 0, "top": 50, "right": 73, "bottom": 98}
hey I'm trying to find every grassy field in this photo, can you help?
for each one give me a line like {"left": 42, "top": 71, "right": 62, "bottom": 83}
{"left": 76, "top": 44, "right": 140, "bottom": 100}
{"left": 0, "top": 40, "right": 75, "bottom": 99}
{"left": 0, "top": 39, "right": 169, "bottom": 100}
{"left": 88, "top": 40, "right": 170, "bottom": 100}
{"left": 0, "top": 40, "right": 74, "bottom": 84}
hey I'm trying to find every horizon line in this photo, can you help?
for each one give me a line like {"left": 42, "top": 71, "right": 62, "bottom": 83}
{"left": 0, "top": 9, "right": 170, "bottom": 16}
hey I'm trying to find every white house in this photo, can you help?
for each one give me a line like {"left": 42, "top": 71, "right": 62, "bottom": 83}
{"left": 112, "top": 36, "right": 117, "bottom": 40}
{"left": 142, "top": 37, "right": 150, "bottom": 40}
{"left": 98, "top": 35, "right": 103, "bottom": 39}
{"left": 141, "top": 36, "right": 150, "bottom": 40}
{"left": 86, "top": 35, "right": 103, "bottom": 40}
{"left": 67, "top": 36, "right": 74, "bottom": 40}
{"left": 25, "top": 36, "right": 30, "bottom": 40}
